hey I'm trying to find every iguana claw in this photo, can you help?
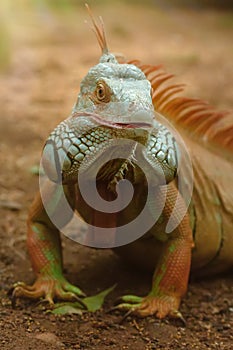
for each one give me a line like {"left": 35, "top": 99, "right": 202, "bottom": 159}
{"left": 113, "top": 294, "right": 184, "bottom": 321}
{"left": 10, "top": 277, "right": 86, "bottom": 308}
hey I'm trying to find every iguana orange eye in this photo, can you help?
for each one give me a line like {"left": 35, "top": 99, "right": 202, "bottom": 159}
{"left": 150, "top": 87, "right": 154, "bottom": 98}
{"left": 96, "top": 83, "right": 106, "bottom": 100}
{"left": 94, "top": 81, "right": 111, "bottom": 103}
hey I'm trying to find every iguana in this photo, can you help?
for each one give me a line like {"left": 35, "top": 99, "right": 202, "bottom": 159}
{"left": 12, "top": 6, "right": 233, "bottom": 320}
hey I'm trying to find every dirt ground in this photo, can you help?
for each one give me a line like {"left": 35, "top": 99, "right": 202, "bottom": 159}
{"left": 0, "top": 2, "right": 232, "bottom": 350}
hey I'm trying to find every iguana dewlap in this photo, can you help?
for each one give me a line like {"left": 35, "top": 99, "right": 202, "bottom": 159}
{"left": 12, "top": 7, "right": 233, "bottom": 320}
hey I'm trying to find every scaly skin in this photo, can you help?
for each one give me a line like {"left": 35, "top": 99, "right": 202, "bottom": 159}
{"left": 115, "top": 183, "right": 193, "bottom": 319}
{"left": 13, "top": 182, "right": 86, "bottom": 305}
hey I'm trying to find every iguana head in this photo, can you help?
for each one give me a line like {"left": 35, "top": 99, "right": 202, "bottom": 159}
{"left": 42, "top": 6, "right": 179, "bottom": 187}
{"left": 75, "top": 53, "right": 154, "bottom": 126}
{"left": 74, "top": 5, "right": 154, "bottom": 127}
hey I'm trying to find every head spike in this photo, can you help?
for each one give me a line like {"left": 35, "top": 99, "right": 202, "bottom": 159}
{"left": 85, "top": 4, "right": 108, "bottom": 55}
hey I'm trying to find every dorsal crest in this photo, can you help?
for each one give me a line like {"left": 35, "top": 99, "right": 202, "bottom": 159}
{"left": 128, "top": 60, "right": 233, "bottom": 160}
{"left": 85, "top": 3, "right": 108, "bottom": 55}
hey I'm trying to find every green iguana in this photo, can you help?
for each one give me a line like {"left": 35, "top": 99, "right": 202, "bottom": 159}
{"left": 12, "top": 6, "right": 233, "bottom": 320}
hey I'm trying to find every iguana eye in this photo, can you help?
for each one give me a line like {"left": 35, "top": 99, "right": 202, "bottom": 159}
{"left": 96, "top": 82, "right": 106, "bottom": 100}
{"left": 94, "top": 81, "right": 111, "bottom": 103}
{"left": 150, "top": 87, "right": 154, "bottom": 98}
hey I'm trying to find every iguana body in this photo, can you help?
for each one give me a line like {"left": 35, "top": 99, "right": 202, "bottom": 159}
{"left": 116, "top": 60, "right": 233, "bottom": 278}
{"left": 12, "top": 8, "right": 233, "bottom": 319}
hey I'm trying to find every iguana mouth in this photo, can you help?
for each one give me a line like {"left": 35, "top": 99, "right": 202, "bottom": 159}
{"left": 113, "top": 122, "right": 152, "bottom": 129}
{"left": 72, "top": 112, "right": 154, "bottom": 129}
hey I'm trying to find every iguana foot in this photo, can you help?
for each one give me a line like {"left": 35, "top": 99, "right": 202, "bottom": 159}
{"left": 114, "top": 294, "right": 184, "bottom": 320}
{"left": 11, "top": 276, "right": 86, "bottom": 307}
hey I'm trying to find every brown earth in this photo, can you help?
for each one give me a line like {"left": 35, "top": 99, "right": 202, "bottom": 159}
{"left": 0, "top": 2, "right": 232, "bottom": 350}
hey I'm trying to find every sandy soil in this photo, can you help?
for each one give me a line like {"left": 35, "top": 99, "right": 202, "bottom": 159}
{"left": 0, "top": 3, "right": 232, "bottom": 349}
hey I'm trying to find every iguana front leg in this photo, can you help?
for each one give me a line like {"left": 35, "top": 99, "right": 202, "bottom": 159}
{"left": 116, "top": 184, "right": 193, "bottom": 319}
{"left": 12, "top": 181, "right": 85, "bottom": 305}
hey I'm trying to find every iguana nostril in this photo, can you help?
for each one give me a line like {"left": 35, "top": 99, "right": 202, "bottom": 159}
{"left": 42, "top": 141, "right": 62, "bottom": 183}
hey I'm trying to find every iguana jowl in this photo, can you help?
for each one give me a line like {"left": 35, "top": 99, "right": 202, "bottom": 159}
{"left": 12, "top": 7, "right": 233, "bottom": 319}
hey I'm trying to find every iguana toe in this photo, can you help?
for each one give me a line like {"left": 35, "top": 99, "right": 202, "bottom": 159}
{"left": 11, "top": 277, "right": 86, "bottom": 308}
{"left": 114, "top": 294, "right": 183, "bottom": 321}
